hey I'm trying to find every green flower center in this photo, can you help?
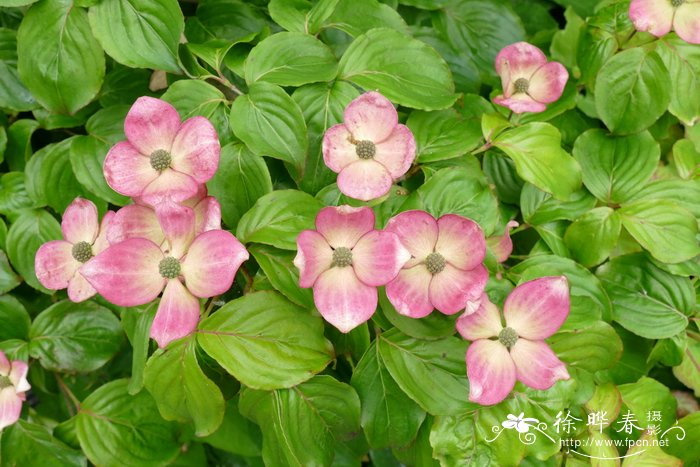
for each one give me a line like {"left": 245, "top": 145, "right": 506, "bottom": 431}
{"left": 513, "top": 78, "right": 530, "bottom": 94}
{"left": 159, "top": 256, "right": 181, "bottom": 279}
{"left": 150, "top": 149, "right": 172, "bottom": 172}
{"left": 355, "top": 140, "right": 376, "bottom": 160}
{"left": 425, "top": 252, "right": 446, "bottom": 275}
{"left": 331, "top": 247, "right": 353, "bottom": 268}
{"left": 671, "top": 0, "right": 685, "bottom": 7}
{"left": 0, "top": 375, "right": 11, "bottom": 389}
{"left": 498, "top": 327, "right": 519, "bottom": 349}
{"left": 71, "top": 241, "right": 93, "bottom": 263}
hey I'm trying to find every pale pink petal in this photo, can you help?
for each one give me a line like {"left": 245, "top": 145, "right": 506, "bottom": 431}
{"left": 8, "top": 361, "right": 29, "bottom": 393}
{"left": 313, "top": 266, "right": 377, "bottom": 333}
{"left": 429, "top": 264, "right": 488, "bottom": 315}
{"left": 343, "top": 91, "right": 398, "bottom": 142}
{"left": 181, "top": 230, "right": 249, "bottom": 298}
{"left": 511, "top": 339, "right": 570, "bottom": 390}
{"left": 385, "top": 265, "right": 434, "bottom": 318}
{"left": 322, "top": 124, "right": 357, "bottom": 172}
{"left": 104, "top": 141, "right": 158, "bottom": 198}
{"left": 456, "top": 294, "right": 503, "bottom": 341}
{"left": 80, "top": 238, "right": 165, "bottom": 307}
{"left": 155, "top": 201, "right": 195, "bottom": 258}
{"left": 466, "top": 339, "right": 516, "bottom": 406}
{"left": 35, "top": 240, "right": 80, "bottom": 290}
{"left": 181, "top": 184, "right": 208, "bottom": 207}
{"left": 61, "top": 198, "right": 99, "bottom": 244}
{"left": 93, "top": 211, "right": 116, "bottom": 253}
{"left": 170, "top": 116, "right": 220, "bottom": 184}
{"left": 150, "top": 279, "right": 200, "bottom": 348}
{"left": 337, "top": 160, "right": 393, "bottom": 201}
{"left": 504, "top": 276, "right": 570, "bottom": 340}
{"left": 294, "top": 230, "right": 333, "bottom": 288}
{"left": 0, "top": 387, "right": 22, "bottom": 431}
{"left": 108, "top": 205, "right": 164, "bottom": 246}
{"left": 0, "top": 353, "right": 9, "bottom": 375}
{"left": 139, "top": 168, "right": 200, "bottom": 205}
{"left": 385, "top": 210, "right": 438, "bottom": 263}
{"left": 629, "top": 0, "right": 674, "bottom": 37}
{"left": 373, "top": 124, "right": 416, "bottom": 179}
{"left": 495, "top": 42, "right": 548, "bottom": 97}
{"left": 528, "top": 62, "right": 569, "bottom": 104}
{"left": 487, "top": 220, "right": 519, "bottom": 263}
{"left": 435, "top": 214, "right": 486, "bottom": 271}
{"left": 315, "top": 205, "right": 375, "bottom": 249}
{"left": 493, "top": 94, "right": 547, "bottom": 114}
{"left": 351, "top": 231, "right": 410, "bottom": 287}
{"left": 192, "top": 196, "right": 221, "bottom": 234}
{"left": 674, "top": 2, "right": 700, "bottom": 44}
{"left": 124, "top": 96, "right": 181, "bottom": 155}
{"left": 67, "top": 272, "right": 97, "bottom": 302}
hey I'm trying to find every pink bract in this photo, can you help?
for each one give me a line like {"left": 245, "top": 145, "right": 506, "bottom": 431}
{"left": 294, "top": 205, "right": 410, "bottom": 333}
{"left": 103, "top": 96, "right": 221, "bottom": 205}
{"left": 0, "top": 351, "right": 31, "bottom": 432}
{"left": 487, "top": 220, "right": 519, "bottom": 263}
{"left": 384, "top": 210, "right": 488, "bottom": 318}
{"left": 35, "top": 198, "right": 114, "bottom": 302}
{"left": 629, "top": 0, "right": 700, "bottom": 44}
{"left": 456, "top": 276, "right": 571, "bottom": 405}
{"left": 493, "top": 42, "right": 569, "bottom": 114}
{"left": 322, "top": 92, "right": 416, "bottom": 201}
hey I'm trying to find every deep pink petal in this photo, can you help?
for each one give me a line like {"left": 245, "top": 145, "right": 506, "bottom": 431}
{"left": 67, "top": 272, "right": 97, "bottom": 302}
{"left": 456, "top": 294, "right": 503, "bottom": 341}
{"left": 385, "top": 265, "right": 434, "bottom": 318}
{"left": 124, "top": 96, "right": 181, "bottom": 155}
{"left": 337, "top": 160, "right": 393, "bottom": 201}
{"left": 674, "top": 3, "right": 700, "bottom": 44}
{"left": 373, "top": 124, "right": 416, "bottom": 179}
{"left": 139, "top": 169, "right": 200, "bottom": 205}
{"left": 385, "top": 210, "right": 438, "bottom": 263}
{"left": 61, "top": 198, "right": 99, "bottom": 244}
{"left": 8, "top": 361, "right": 29, "bottom": 393}
{"left": 504, "top": 276, "right": 570, "bottom": 340}
{"left": 493, "top": 94, "right": 546, "bottom": 114}
{"left": 315, "top": 205, "right": 375, "bottom": 249}
{"left": 35, "top": 240, "right": 79, "bottom": 290}
{"left": 343, "top": 91, "right": 398, "bottom": 142}
{"left": 351, "top": 231, "right": 410, "bottom": 287}
{"left": 155, "top": 201, "right": 196, "bottom": 258}
{"left": 0, "top": 353, "right": 9, "bottom": 376}
{"left": 487, "top": 220, "right": 519, "bottom": 263}
{"left": 528, "top": 62, "right": 569, "bottom": 104}
{"left": 323, "top": 124, "right": 357, "bottom": 173}
{"left": 429, "top": 264, "right": 488, "bottom": 315}
{"left": 93, "top": 211, "right": 116, "bottom": 253}
{"left": 104, "top": 141, "right": 158, "bottom": 198}
{"left": 294, "top": 230, "right": 333, "bottom": 288}
{"left": 181, "top": 230, "right": 249, "bottom": 298}
{"left": 495, "top": 42, "right": 547, "bottom": 97}
{"left": 170, "top": 116, "right": 220, "bottom": 184}
{"left": 80, "top": 238, "right": 165, "bottom": 307}
{"left": 313, "top": 266, "right": 377, "bottom": 333}
{"left": 629, "top": 0, "right": 674, "bottom": 37}
{"left": 192, "top": 196, "right": 221, "bottom": 234}
{"left": 466, "top": 339, "right": 516, "bottom": 405}
{"left": 511, "top": 339, "right": 570, "bottom": 391}
{"left": 107, "top": 205, "right": 164, "bottom": 246}
{"left": 0, "top": 387, "right": 22, "bottom": 431}
{"left": 435, "top": 214, "right": 486, "bottom": 271}
{"left": 150, "top": 279, "right": 200, "bottom": 348}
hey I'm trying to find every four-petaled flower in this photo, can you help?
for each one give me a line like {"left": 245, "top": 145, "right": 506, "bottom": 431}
{"left": 0, "top": 351, "right": 30, "bottom": 432}
{"left": 294, "top": 205, "right": 410, "bottom": 332}
{"left": 384, "top": 210, "right": 488, "bottom": 317}
{"left": 457, "top": 276, "right": 571, "bottom": 405}
{"left": 493, "top": 42, "right": 569, "bottom": 114}
{"left": 629, "top": 0, "right": 700, "bottom": 44}
{"left": 502, "top": 413, "right": 539, "bottom": 433}
{"left": 323, "top": 92, "right": 416, "bottom": 201}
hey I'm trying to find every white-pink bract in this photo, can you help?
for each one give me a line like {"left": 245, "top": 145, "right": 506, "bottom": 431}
{"left": 629, "top": 0, "right": 700, "bottom": 44}
{"left": 0, "top": 351, "right": 30, "bottom": 431}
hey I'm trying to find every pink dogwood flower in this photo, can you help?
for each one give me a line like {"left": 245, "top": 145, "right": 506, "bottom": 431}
{"left": 81, "top": 204, "right": 248, "bottom": 348}
{"left": 35, "top": 198, "right": 114, "bottom": 302}
{"left": 456, "top": 276, "right": 571, "bottom": 406}
{"left": 0, "top": 351, "right": 30, "bottom": 431}
{"left": 103, "top": 96, "right": 220, "bottom": 205}
{"left": 493, "top": 42, "right": 569, "bottom": 114}
{"left": 487, "top": 220, "right": 519, "bottom": 263}
{"left": 322, "top": 92, "right": 416, "bottom": 201}
{"left": 384, "top": 210, "right": 488, "bottom": 318}
{"left": 294, "top": 205, "right": 410, "bottom": 333}
{"left": 629, "top": 0, "right": 700, "bottom": 44}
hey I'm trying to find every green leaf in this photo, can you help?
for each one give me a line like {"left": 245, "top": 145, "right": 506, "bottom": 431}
{"left": 249, "top": 244, "right": 314, "bottom": 308}
{"left": 85, "top": 105, "right": 129, "bottom": 145}
{"left": 201, "top": 397, "right": 262, "bottom": 456}
{"left": 351, "top": 342, "right": 425, "bottom": 449}
{"left": 6, "top": 209, "right": 61, "bottom": 293}
{"left": 429, "top": 413, "right": 493, "bottom": 467}
{"left": 239, "top": 375, "right": 360, "bottom": 466}
{"left": 70, "top": 136, "right": 130, "bottom": 206}
{"left": 0, "top": 173, "right": 34, "bottom": 220}
{"left": 88, "top": 0, "right": 183, "bottom": 73}
{"left": 229, "top": 82, "right": 308, "bottom": 174}
{"left": 338, "top": 28, "right": 456, "bottom": 110}
{"left": 618, "top": 200, "right": 699, "bottom": 264}
{"left": 191, "top": 0, "right": 268, "bottom": 43}
{"left": 120, "top": 302, "right": 157, "bottom": 395}
{"left": 0, "top": 61, "right": 38, "bottom": 112}
{"left": 0, "top": 294, "right": 30, "bottom": 341}
{"left": 325, "top": 0, "right": 408, "bottom": 37}
{"left": 628, "top": 178, "right": 700, "bottom": 219}
{"left": 160, "top": 80, "right": 231, "bottom": 142}
{"left": 0, "top": 250, "right": 20, "bottom": 294}
{"left": 17, "top": 0, "right": 104, "bottom": 114}
{"left": 597, "top": 254, "right": 693, "bottom": 339}
{"left": 76, "top": 379, "right": 180, "bottom": 467}
{"left": 144, "top": 336, "right": 225, "bottom": 437}
{"left": 619, "top": 377, "right": 677, "bottom": 431}
{"left": 236, "top": 190, "right": 322, "bottom": 250}
{"left": 564, "top": 207, "right": 621, "bottom": 268}
{"left": 198, "top": 291, "right": 333, "bottom": 390}
{"left": 572, "top": 129, "right": 660, "bottom": 204}
{"left": 378, "top": 329, "right": 474, "bottom": 416}
{"left": 493, "top": 122, "right": 581, "bottom": 200}
{"left": 0, "top": 420, "right": 86, "bottom": 467}
{"left": 520, "top": 183, "right": 597, "bottom": 226}
{"left": 662, "top": 412, "right": 700, "bottom": 463}
{"left": 378, "top": 289, "right": 458, "bottom": 341}
{"left": 548, "top": 322, "right": 622, "bottom": 373}
{"left": 594, "top": 47, "right": 671, "bottom": 134}
{"left": 29, "top": 300, "right": 123, "bottom": 372}
{"left": 408, "top": 109, "right": 481, "bottom": 163}
{"left": 656, "top": 34, "right": 700, "bottom": 125}
{"left": 672, "top": 139, "right": 700, "bottom": 179}
{"left": 268, "top": 0, "right": 339, "bottom": 34}
{"left": 673, "top": 340, "right": 700, "bottom": 397}
{"left": 5, "top": 119, "right": 39, "bottom": 172}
